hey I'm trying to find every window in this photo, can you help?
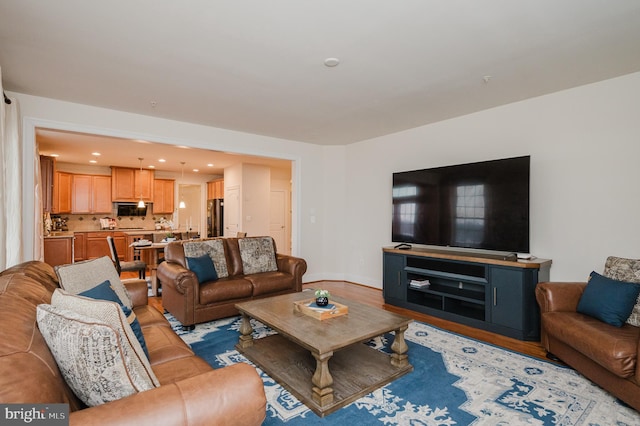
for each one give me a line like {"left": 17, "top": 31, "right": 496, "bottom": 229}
{"left": 454, "top": 184, "right": 485, "bottom": 246}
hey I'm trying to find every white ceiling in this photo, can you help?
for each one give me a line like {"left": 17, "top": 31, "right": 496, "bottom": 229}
{"left": 2, "top": 1, "right": 640, "bottom": 147}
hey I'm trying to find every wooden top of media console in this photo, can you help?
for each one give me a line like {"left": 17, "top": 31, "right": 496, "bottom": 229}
{"left": 383, "top": 246, "right": 552, "bottom": 269}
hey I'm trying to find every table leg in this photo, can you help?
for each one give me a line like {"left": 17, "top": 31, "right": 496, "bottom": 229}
{"left": 237, "top": 313, "right": 254, "bottom": 349}
{"left": 311, "top": 351, "right": 334, "bottom": 406}
{"left": 149, "top": 249, "right": 159, "bottom": 296}
{"left": 390, "top": 325, "right": 409, "bottom": 368}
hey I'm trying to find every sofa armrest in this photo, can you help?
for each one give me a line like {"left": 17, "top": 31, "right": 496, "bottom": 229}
{"left": 277, "top": 254, "right": 308, "bottom": 292}
{"left": 122, "top": 278, "right": 148, "bottom": 308}
{"left": 156, "top": 261, "right": 198, "bottom": 295}
{"left": 69, "top": 363, "right": 266, "bottom": 426}
{"left": 535, "top": 282, "right": 587, "bottom": 314}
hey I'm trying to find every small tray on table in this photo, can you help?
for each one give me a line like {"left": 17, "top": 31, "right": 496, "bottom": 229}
{"left": 293, "top": 299, "right": 349, "bottom": 320}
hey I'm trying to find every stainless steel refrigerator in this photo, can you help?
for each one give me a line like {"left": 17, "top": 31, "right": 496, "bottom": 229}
{"left": 207, "top": 198, "right": 224, "bottom": 237}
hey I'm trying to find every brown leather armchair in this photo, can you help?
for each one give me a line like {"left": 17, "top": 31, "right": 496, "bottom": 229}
{"left": 536, "top": 281, "right": 640, "bottom": 411}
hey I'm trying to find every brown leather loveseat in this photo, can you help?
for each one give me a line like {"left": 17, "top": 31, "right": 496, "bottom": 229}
{"left": 157, "top": 236, "right": 307, "bottom": 328}
{"left": 535, "top": 256, "right": 640, "bottom": 411}
{"left": 0, "top": 260, "right": 266, "bottom": 425}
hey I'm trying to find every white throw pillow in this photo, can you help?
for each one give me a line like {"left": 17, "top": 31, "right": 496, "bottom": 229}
{"left": 55, "top": 256, "right": 133, "bottom": 309}
{"left": 37, "top": 301, "right": 158, "bottom": 407}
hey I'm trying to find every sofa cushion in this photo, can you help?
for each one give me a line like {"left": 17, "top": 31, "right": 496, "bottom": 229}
{"left": 238, "top": 237, "right": 278, "bottom": 275}
{"left": 577, "top": 271, "right": 640, "bottom": 327}
{"left": 55, "top": 256, "right": 133, "bottom": 309}
{"left": 187, "top": 254, "right": 218, "bottom": 283}
{"left": 51, "top": 289, "right": 159, "bottom": 387}
{"left": 245, "top": 271, "right": 295, "bottom": 296}
{"left": 183, "top": 239, "right": 229, "bottom": 278}
{"left": 199, "top": 277, "right": 253, "bottom": 305}
{"left": 604, "top": 256, "right": 640, "bottom": 327}
{"left": 542, "top": 311, "right": 640, "bottom": 378}
{"left": 36, "top": 303, "right": 157, "bottom": 407}
{"left": 79, "top": 279, "right": 149, "bottom": 358}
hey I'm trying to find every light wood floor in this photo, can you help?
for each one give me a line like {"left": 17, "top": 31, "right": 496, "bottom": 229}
{"left": 147, "top": 279, "right": 553, "bottom": 363}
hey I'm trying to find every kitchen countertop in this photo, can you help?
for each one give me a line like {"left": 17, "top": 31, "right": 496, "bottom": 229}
{"left": 52, "top": 229, "right": 188, "bottom": 235}
{"left": 44, "top": 231, "right": 75, "bottom": 239}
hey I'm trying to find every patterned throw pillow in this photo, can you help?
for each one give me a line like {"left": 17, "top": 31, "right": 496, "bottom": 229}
{"left": 183, "top": 239, "right": 228, "bottom": 278}
{"left": 239, "top": 237, "right": 278, "bottom": 275}
{"left": 50, "top": 289, "right": 158, "bottom": 386}
{"left": 603, "top": 256, "right": 640, "bottom": 326}
{"left": 55, "top": 256, "right": 133, "bottom": 309}
{"left": 37, "top": 301, "right": 158, "bottom": 406}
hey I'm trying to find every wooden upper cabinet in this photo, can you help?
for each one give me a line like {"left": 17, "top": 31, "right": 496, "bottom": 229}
{"left": 111, "top": 167, "right": 154, "bottom": 202}
{"left": 153, "top": 179, "right": 175, "bottom": 214}
{"left": 136, "top": 169, "right": 154, "bottom": 202}
{"left": 207, "top": 179, "right": 224, "bottom": 200}
{"left": 93, "top": 175, "right": 112, "bottom": 213}
{"left": 52, "top": 171, "right": 72, "bottom": 214}
{"left": 72, "top": 175, "right": 92, "bottom": 213}
{"left": 71, "top": 174, "right": 112, "bottom": 214}
{"left": 111, "top": 167, "right": 136, "bottom": 201}
{"left": 40, "top": 155, "right": 55, "bottom": 213}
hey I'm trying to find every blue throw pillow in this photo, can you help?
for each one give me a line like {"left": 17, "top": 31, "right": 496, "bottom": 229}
{"left": 79, "top": 280, "right": 149, "bottom": 358}
{"left": 186, "top": 255, "right": 218, "bottom": 283}
{"left": 577, "top": 271, "right": 640, "bottom": 327}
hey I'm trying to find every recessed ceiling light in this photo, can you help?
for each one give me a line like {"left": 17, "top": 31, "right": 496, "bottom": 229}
{"left": 324, "top": 57, "right": 340, "bottom": 67}
{"left": 207, "top": 163, "right": 214, "bottom": 167}
{"left": 91, "top": 152, "right": 101, "bottom": 156}
{"left": 89, "top": 160, "right": 97, "bottom": 164}
{"left": 158, "top": 159, "right": 166, "bottom": 163}
{"left": 192, "top": 169, "right": 199, "bottom": 172}
{"left": 148, "top": 165, "right": 155, "bottom": 169}
{"left": 50, "top": 154, "right": 59, "bottom": 157}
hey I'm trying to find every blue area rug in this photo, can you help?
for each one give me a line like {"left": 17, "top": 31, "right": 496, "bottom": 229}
{"left": 167, "top": 314, "right": 640, "bottom": 425}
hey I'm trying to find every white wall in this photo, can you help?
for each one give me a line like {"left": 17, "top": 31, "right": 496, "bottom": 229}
{"left": 343, "top": 72, "right": 640, "bottom": 286}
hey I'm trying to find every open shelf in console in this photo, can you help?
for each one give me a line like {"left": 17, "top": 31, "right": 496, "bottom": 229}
{"left": 405, "top": 257, "right": 488, "bottom": 322}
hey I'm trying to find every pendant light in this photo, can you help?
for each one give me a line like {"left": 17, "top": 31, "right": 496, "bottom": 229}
{"left": 137, "top": 157, "right": 145, "bottom": 208}
{"left": 179, "top": 162, "right": 186, "bottom": 209}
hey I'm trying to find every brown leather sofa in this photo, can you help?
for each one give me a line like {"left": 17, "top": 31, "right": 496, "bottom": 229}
{"left": 0, "top": 260, "right": 267, "bottom": 426}
{"left": 157, "top": 236, "right": 307, "bottom": 328}
{"left": 536, "top": 281, "right": 640, "bottom": 411}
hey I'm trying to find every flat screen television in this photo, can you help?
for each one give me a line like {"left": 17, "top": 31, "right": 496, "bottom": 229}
{"left": 392, "top": 155, "right": 530, "bottom": 253}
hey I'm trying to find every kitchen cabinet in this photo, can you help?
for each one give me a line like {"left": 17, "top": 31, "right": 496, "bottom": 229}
{"left": 74, "top": 232, "right": 86, "bottom": 262}
{"left": 44, "top": 236, "right": 74, "bottom": 267}
{"left": 153, "top": 179, "right": 175, "bottom": 214}
{"left": 71, "top": 174, "right": 112, "bottom": 214}
{"left": 207, "top": 179, "right": 224, "bottom": 199}
{"left": 111, "top": 167, "right": 154, "bottom": 202}
{"left": 52, "top": 171, "right": 72, "bottom": 214}
{"left": 85, "top": 231, "right": 126, "bottom": 260}
{"left": 40, "top": 155, "right": 55, "bottom": 213}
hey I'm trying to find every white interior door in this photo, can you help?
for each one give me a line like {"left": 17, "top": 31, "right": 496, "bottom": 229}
{"left": 269, "top": 190, "right": 288, "bottom": 254}
{"left": 224, "top": 185, "right": 240, "bottom": 237}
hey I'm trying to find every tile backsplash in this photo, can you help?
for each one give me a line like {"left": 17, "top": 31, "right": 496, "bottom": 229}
{"left": 57, "top": 211, "right": 174, "bottom": 231}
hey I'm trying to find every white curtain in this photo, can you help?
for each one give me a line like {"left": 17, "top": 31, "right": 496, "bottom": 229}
{"left": 0, "top": 67, "right": 25, "bottom": 270}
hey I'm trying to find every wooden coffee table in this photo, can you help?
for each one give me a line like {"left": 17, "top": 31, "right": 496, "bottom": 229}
{"left": 235, "top": 292, "right": 413, "bottom": 417}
